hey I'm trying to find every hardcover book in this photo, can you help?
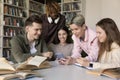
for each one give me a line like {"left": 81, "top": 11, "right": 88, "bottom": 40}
{"left": 87, "top": 67, "right": 120, "bottom": 79}
{"left": 0, "top": 56, "right": 51, "bottom": 74}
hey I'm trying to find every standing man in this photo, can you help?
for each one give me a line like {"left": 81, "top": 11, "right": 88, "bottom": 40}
{"left": 10, "top": 15, "right": 53, "bottom": 63}
{"left": 41, "top": 1, "right": 66, "bottom": 44}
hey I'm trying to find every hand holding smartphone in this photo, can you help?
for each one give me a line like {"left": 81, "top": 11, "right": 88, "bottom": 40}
{"left": 55, "top": 53, "right": 64, "bottom": 60}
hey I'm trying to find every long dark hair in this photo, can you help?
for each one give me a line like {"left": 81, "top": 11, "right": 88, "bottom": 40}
{"left": 55, "top": 26, "right": 73, "bottom": 44}
{"left": 96, "top": 18, "right": 120, "bottom": 60}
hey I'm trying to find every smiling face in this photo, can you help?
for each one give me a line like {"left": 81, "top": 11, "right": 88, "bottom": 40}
{"left": 26, "top": 22, "right": 42, "bottom": 42}
{"left": 58, "top": 29, "right": 68, "bottom": 44}
{"left": 70, "top": 24, "right": 85, "bottom": 38}
{"left": 96, "top": 26, "right": 107, "bottom": 43}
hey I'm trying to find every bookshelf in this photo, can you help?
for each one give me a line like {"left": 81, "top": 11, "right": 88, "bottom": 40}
{"left": 0, "top": 0, "right": 3, "bottom": 57}
{"left": 0, "top": 0, "right": 44, "bottom": 59}
{"left": 61, "top": 0, "right": 85, "bottom": 24}
{"left": 0, "top": 0, "right": 83, "bottom": 59}
{"left": 29, "top": 0, "right": 44, "bottom": 16}
{"left": 2, "top": 0, "right": 27, "bottom": 60}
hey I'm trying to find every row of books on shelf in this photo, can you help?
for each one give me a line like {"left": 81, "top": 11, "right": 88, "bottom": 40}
{"left": 3, "top": 49, "right": 11, "bottom": 60}
{"left": 29, "top": 2, "right": 44, "bottom": 13}
{"left": 3, "top": 38, "right": 11, "bottom": 47}
{"left": 4, "top": 5, "right": 26, "bottom": 17}
{"left": 4, "top": 28, "right": 23, "bottom": 37}
{"left": 4, "top": 0, "right": 25, "bottom": 7}
{"left": 4, "top": 17, "right": 24, "bottom": 27}
{"left": 63, "top": 2, "right": 81, "bottom": 11}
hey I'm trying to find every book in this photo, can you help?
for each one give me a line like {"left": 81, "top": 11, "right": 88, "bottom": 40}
{"left": 0, "top": 71, "right": 38, "bottom": 80}
{"left": 0, "top": 58, "right": 16, "bottom": 74}
{"left": 0, "top": 56, "right": 51, "bottom": 74}
{"left": 16, "top": 56, "right": 51, "bottom": 70}
{"left": 87, "top": 67, "right": 120, "bottom": 79}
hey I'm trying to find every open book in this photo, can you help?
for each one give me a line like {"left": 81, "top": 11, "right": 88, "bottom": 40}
{"left": 0, "top": 58, "right": 16, "bottom": 74}
{"left": 87, "top": 67, "right": 120, "bottom": 79}
{"left": 0, "top": 56, "right": 51, "bottom": 74}
{"left": 0, "top": 71, "right": 38, "bottom": 80}
{"left": 16, "top": 56, "right": 51, "bottom": 70}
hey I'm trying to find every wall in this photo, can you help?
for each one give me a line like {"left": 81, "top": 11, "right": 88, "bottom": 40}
{"left": 85, "top": 0, "right": 101, "bottom": 30}
{"left": 85, "top": 0, "right": 120, "bottom": 30}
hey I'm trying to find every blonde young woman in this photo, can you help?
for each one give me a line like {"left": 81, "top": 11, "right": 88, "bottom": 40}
{"left": 77, "top": 18, "right": 120, "bottom": 69}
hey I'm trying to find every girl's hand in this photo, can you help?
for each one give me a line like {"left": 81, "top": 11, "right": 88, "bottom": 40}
{"left": 76, "top": 57, "right": 90, "bottom": 67}
{"left": 42, "top": 52, "right": 53, "bottom": 59}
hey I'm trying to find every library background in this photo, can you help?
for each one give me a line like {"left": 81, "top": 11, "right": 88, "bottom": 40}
{"left": 0, "top": 0, "right": 85, "bottom": 60}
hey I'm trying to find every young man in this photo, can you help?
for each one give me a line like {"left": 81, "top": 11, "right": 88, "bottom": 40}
{"left": 10, "top": 15, "right": 53, "bottom": 63}
{"left": 41, "top": 1, "right": 66, "bottom": 44}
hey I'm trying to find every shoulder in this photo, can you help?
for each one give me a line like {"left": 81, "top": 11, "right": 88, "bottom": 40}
{"left": 72, "top": 35, "right": 79, "bottom": 42}
{"left": 67, "top": 43, "right": 73, "bottom": 49}
{"left": 72, "top": 35, "right": 76, "bottom": 39}
{"left": 87, "top": 27, "right": 97, "bottom": 42}
{"left": 87, "top": 27, "right": 96, "bottom": 37}
{"left": 40, "top": 14, "right": 47, "bottom": 19}
{"left": 49, "top": 43, "right": 56, "bottom": 47}
{"left": 38, "top": 38, "right": 46, "bottom": 43}
{"left": 67, "top": 43, "right": 73, "bottom": 47}
{"left": 59, "top": 14, "right": 65, "bottom": 19}
{"left": 111, "top": 42, "right": 120, "bottom": 50}
{"left": 11, "top": 34, "right": 24, "bottom": 41}
{"left": 109, "top": 42, "right": 120, "bottom": 56}
{"left": 48, "top": 43, "right": 56, "bottom": 48}
{"left": 10, "top": 34, "right": 25, "bottom": 44}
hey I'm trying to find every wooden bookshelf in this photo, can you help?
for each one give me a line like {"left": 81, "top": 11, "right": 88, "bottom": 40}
{"left": 1, "top": 0, "right": 27, "bottom": 60}
{"left": 0, "top": 0, "right": 84, "bottom": 59}
{"left": 29, "top": 0, "right": 44, "bottom": 16}
{"left": 61, "top": 0, "right": 85, "bottom": 24}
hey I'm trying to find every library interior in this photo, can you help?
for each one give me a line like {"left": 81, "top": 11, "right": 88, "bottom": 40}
{"left": 0, "top": 0, "right": 120, "bottom": 80}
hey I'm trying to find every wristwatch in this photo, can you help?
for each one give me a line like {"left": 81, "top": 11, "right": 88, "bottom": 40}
{"left": 89, "top": 63, "right": 93, "bottom": 67}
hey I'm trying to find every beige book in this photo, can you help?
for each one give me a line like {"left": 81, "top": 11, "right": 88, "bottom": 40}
{"left": 87, "top": 67, "right": 120, "bottom": 79}
{"left": 0, "top": 58, "right": 16, "bottom": 74}
{"left": 0, "top": 56, "right": 51, "bottom": 74}
{"left": 0, "top": 71, "right": 37, "bottom": 80}
{"left": 16, "top": 56, "right": 51, "bottom": 70}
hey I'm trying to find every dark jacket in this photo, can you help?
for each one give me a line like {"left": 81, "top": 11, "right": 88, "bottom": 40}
{"left": 10, "top": 34, "right": 49, "bottom": 63}
{"left": 41, "top": 13, "right": 66, "bottom": 44}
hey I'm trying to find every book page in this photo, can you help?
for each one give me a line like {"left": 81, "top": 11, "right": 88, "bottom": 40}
{"left": 27, "top": 56, "right": 47, "bottom": 67}
{"left": 16, "top": 71, "right": 36, "bottom": 79}
{"left": 102, "top": 68, "right": 120, "bottom": 78}
{"left": 0, "top": 71, "right": 38, "bottom": 80}
{"left": 86, "top": 69, "right": 103, "bottom": 76}
{"left": 0, "top": 74, "right": 20, "bottom": 80}
{"left": 0, "top": 61, "right": 15, "bottom": 71}
{"left": 0, "top": 58, "right": 15, "bottom": 71}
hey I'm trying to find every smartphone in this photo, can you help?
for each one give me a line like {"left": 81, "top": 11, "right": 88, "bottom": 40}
{"left": 55, "top": 53, "right": 64, "bottom": 60}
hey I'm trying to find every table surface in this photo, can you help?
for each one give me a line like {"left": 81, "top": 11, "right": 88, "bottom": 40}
{"left": 35, "top": 61, "right": 118, "bottom": 80}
